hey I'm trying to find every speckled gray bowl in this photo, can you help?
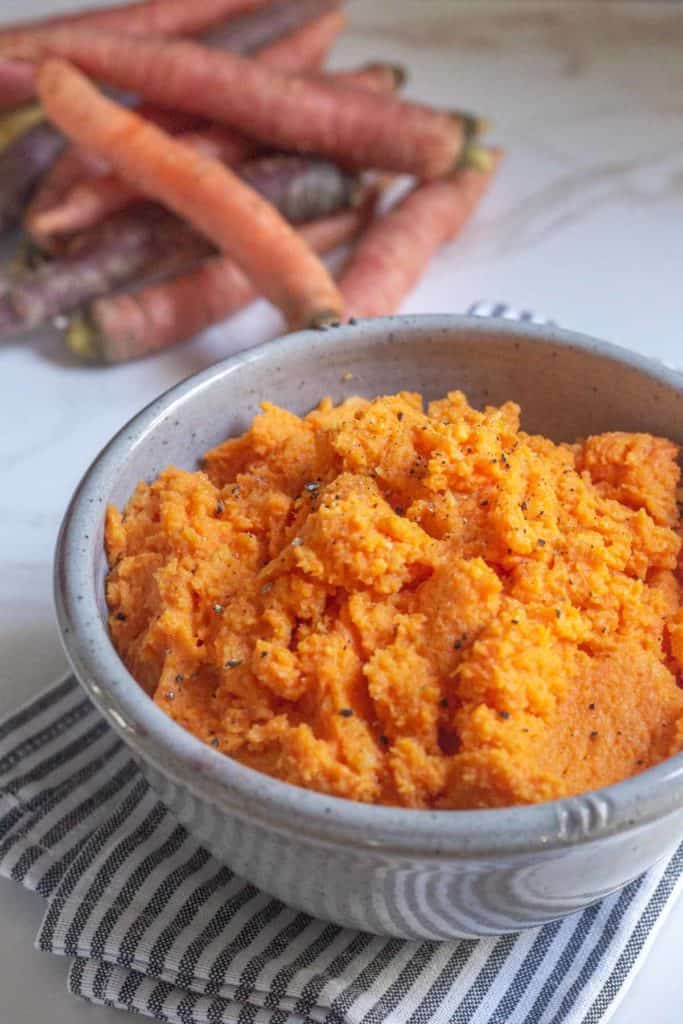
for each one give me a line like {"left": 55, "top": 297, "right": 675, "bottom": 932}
{"left": 55, "top": 314, "right": 683, "bottom": 939}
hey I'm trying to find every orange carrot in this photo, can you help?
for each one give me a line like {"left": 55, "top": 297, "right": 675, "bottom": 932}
{"left": 69, "top": 203, "right": 374, "bottom": 364}
{"left": 24, "top": 102, "right": 204, "bottom": 250}
{"left": 339, "top": 148, "right": 502, "bottom": 319}
{"left": 29, "top": 124, "right": 257, "bottom": 242}
{"left": 23, "top": 17, "right": 352, "bottom": 247}
{"left": 25, "top": 146, "right": 108, "bottom": 233}
{"left": 0, "top": 58, "right": 35, "bottom": 111}
{"left": 256, "top": 8, "right": 345, "bottom": 71}
{"left": 30, "top": 61, "right": 400, "bottom": 243}
{"left": 127, "top": 103, "right": 206, "bottom": 135}
{"left": 37, "top": 59, "right": 343, "bottom": 329}
{"left": 17, "top": 30, "right": 475, "bottom": 179}
{"left": 2, "top": 2, "right": 342, "bottom": 105}
{"left": 0, "top": 0, "right": 271, "bottom": 48}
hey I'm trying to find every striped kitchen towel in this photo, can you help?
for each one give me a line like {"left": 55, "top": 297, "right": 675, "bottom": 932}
{"left": 2, "top": 677, "right": 682, "bottom": 1024}
{"left": 2, "top": 302, "right": 682, "bottom": 1024}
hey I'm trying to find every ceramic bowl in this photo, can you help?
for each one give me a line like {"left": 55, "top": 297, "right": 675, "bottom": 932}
{"left": 55, "top": 314, "right": 683, "bottom": 939}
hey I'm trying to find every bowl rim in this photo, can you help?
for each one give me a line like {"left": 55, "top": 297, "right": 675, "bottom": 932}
{"left": 54, "top": 313, "right": 683, "bottom": 858}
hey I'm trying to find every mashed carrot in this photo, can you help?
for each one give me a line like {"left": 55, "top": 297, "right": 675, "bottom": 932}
{"left": 105, "top": 391, "right": 683, "bottom": 809}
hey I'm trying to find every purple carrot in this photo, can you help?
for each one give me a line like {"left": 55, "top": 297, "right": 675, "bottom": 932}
{"left": 2, "top": 154, "right": 360, "bottom": 330}
{"left": 200, "top": 0, "right": 341, "bottom": 51}
{"left": 5, "top": 205, "right": 212, "bottom": 329}
{"left": 239, "top": 154, "right": 360, "bottom": 224}
{"left": 0, "top": 122, "right": 64, "bottom": 233}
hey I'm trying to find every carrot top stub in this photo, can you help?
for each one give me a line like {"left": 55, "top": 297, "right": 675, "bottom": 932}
{"left": 36, "top": 59, "right": 343, "bottom": 330}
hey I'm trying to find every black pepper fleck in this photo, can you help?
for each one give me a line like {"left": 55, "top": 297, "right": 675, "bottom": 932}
{"left": 499, "top": 710, "right": 510, "bottom": 720}
{"left": 339, "top": 708, "right": 354, "bottom": 718}
{"left": 590, "top": 730, "right": 599, "bottom": 740}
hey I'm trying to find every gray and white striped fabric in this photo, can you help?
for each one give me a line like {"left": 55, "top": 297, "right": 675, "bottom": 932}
{"left": 2, "top": 677, "right": 682, "bottom": 1024}
{"left": 2, "top": 304, "right": 682, "bottom": 1024}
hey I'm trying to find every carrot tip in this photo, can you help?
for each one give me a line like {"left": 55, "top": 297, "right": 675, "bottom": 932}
{"left": 66, "top": 310, "right": 101, "bottom": 362}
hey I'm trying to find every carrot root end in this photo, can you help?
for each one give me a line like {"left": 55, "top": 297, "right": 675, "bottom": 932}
{"left": 458, "top": 142, "right": 495, "bottom": 173}
{"left": 452, "top": 112, "right": 490, "bottom": 142}
{"left": 66, "top": 310, "right": 101, "bottom": 362}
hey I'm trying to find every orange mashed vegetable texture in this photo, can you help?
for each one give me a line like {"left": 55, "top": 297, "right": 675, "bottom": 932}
{"left": 105, "top": 391, "right": 683, "bottom": 809}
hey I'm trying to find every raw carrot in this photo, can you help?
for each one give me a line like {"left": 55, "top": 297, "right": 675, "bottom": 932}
{"left": 256, "top": 8, "right": 345, "bottom": 70}
{"left": 23, "top": 99, "right": 205, "bottom": 240}
{"left": 0, "top": 122, "right": 63, "bottom": 233}
{"left": 0, "top": 58, "right": 35, "bottom": 111}
{"left": 202, "top": 0, "right": 341, "bottom": 54}
{"left": 5, "top": 205, "right": 212, "bottom": 330}
{"left": 1, "top": 1, "right": 341, "bottom": 106}
{"left": 338, "top": 147, "right": 502, "bottom": 319}
{"left": 8, "top": 156, "right": 360, "bottom": 328}
{"left": 0, "top": 0, "right": 271, "bottom": 49}
{"left": 24, "top": 144, "right": 110, "bottom": 248}
{"left": 16, "top": 30, "right": 477, "bottom": 179}
{"left": 24, "top": 17, "right": 351, "bottom": 246}
{"left": 239, "top": 155, "right": 359, "bottom": 223}
{"left": 37, "top": 60, "right": 343, "bottom": 329}
{"left": 69, "top": 203, "right": 374, "bottom": 364}
{"left": 26, "top": 58, "right": 398, "bottom": 243}
{"left": 127, "top": 103, "right": 206, "bottom": 135}
{"left": 28, "top": 124, "right": 257, "bottom": 242}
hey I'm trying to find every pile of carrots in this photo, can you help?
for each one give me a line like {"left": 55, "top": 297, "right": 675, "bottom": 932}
{"left": 0, "top": 0, "right": 500, "bottom": 364}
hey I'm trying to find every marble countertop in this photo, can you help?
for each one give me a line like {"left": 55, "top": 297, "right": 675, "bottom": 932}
{"left": 1, "top": 2, "right": 682, "bottom": 1021}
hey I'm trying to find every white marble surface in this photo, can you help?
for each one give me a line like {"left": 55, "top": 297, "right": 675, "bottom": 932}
{"left": 1, "top": 1, "right": 682, "bottom": 1021}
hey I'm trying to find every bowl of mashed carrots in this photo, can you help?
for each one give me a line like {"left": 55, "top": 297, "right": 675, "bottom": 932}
{"left": 55, "top": 314, "right": 683, "bottom": 938}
